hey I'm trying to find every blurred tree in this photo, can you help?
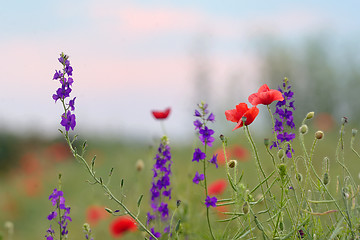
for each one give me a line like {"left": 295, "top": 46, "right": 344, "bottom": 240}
{"left": 256, "top": 35, "right": 360, "bottom": 126}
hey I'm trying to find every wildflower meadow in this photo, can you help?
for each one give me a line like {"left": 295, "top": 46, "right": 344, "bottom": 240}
{"left": 2, "top": 52, "right": 360, "bottom": 240}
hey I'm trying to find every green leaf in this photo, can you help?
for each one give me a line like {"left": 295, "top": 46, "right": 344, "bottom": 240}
{"left": 137, "top": 194, "right": 144, "bottom": 207}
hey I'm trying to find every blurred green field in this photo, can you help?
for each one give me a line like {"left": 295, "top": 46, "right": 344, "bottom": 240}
{"left": 1, "top": 120, "right": 360, "bottom": 239}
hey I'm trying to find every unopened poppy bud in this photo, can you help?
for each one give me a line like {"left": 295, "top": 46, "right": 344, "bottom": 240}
{"left": 278, "top": 164, "right": 286, "bottom": 178}
{"left": 315, "top": 131, "right": 324, "bottom": 140}
{"left": 277, "top": 149, "right": 285, "bottom": 159}
{"left": 219, "top": 134, "right": 225, "bottom": 141}
{"left": 342, "top": 188, "right": 350, "bottom": 199}
{"left": 296, "top": 173, "right": 302, "bottom": 182}
{"left": 228, "top": 159, "right": 237, "bottom": 168}
{"left": 323, "top": 172, "right": 329, "bottom": 185}
{"left": 176, "top": 200, "right": 181, "bottom": 208}
{"left": 242, "top": 116, "right": 247, "bottom": 125}
{"left": 352, "top": 129, "right": 358, "bottom": 137}
{"left": 264, "top": 138, "right": 270, "bottom": 147}
{"left": 242, "top": 201, "right": 249, "bottom": 214}
{"left": 136, "top": 159, "right": 144, "bottom": 172}
{"left": 341, "top": 117, "right": 348, "bottom": 125}
{"left": 300, "top": 124, "right": 308, "bottom": 135}
{"left": 306, "top": 112, "right": 314, "bottom": 119}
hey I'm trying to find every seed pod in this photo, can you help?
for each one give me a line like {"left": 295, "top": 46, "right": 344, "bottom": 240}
{"left": 264, "top": 138, "right": 270, "bottom": 147}
{"left": 300, "top": 124, "right": 308, "bottom": 135}
{"left": 242, "top": 201, "right": 249, "bottom": 214}
{"left": 315, "top": 131, "right": 324, "bottom": 140}
{"left": 228, "top": 159, "right": 237, "bottom": 168}
{"left": 323, "top": 172, "right": 329, "bottom": 185}
{"left": 278, "top": 149, "right": 285, "bottom": 160}
{"left": 296, "top": 173, "right": 302, "bottom": 182}
{"left": 306, "top": 112, "right": 315, "bottom": 119}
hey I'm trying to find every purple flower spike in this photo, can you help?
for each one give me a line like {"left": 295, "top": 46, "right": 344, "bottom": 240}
{"left": 148, "top": 136, "right": 172, "bottom": 236}
{"left": 272, "top": 78, "right": 295, "bottom": 158}
{"left": 52, "top": 53, "right": 77, "bottom": 131}
{"left": 205, "top": 196, "right": 217, "bottom": 208}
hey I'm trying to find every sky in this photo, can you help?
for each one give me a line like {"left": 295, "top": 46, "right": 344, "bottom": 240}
{"left": 1, "top": 0, "right": 359, "bottom": 142}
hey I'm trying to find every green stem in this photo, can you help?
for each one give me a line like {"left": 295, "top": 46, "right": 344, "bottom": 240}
{"left": 63, "top": 133, "right": 158, "bottom": 240}
{"left": 245, "top": 126, "right": 276, "bottom": 231}
{"left": 203, "top": 143, "right": 216, "bottom": 240}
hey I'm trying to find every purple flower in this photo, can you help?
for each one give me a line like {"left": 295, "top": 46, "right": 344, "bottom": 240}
{"left": 192, "top": 148, "right": 206, "bottom": 162}
{"left": 193, "top": 171, "right": 205, "bottom": 184}
{"left": 52, "top": 53, "right": 77, "bottom": 131}
{"left": 60, "top": 111, "right": 76, "bottom": 131}
{"left": 205, "top": 196, "right": 217, "bottom": 208}
{"left": 207, "top": 113, "right": 215, "bottom": 122}
{"left": 194, "top": 109, "right": 201, "bottom": 117}
{"left": 68, "top": 97, "right": 76, "bottom": 111}
{"left": 193, "top": 120, "right": 202, "bottom": 130}
{"left": 272, "top": 78, "right": 295, "bottom": 158}
{"left": 150, "top": 228, "right": 161, "bottom": 240}
{"left": 199, "top": 126, "right": 215, "bottom": 147}
{"left": 47, "top": 211, "right": 57, "bottom": 221}
{"left": 209, "top": 154, "right": 218, "bottom": 168}
{"left": 158, "top": 202, "right": 169, "bottom": 218}
{"left": 46, "top": 188, "right": 71, "bottom": 238}
{"left": 148, "top": 137, "right": 172, "bottom": 236}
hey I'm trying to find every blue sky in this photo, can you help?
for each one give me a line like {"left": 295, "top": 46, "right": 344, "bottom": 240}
{"left": 1, "top": 0, "right": 359, "bottom": 141}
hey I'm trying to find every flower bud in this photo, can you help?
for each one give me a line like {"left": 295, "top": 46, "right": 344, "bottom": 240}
{"left": 242, "top": 201, "right": 249, "bottom": 214}
{"left": 219, "top": 134, "right": 225, "bottom": 141}
{"left": 296, "top": 173, "right": 302, "bottom": 182}
{"left": 341, "top": 117, "right": 348, "bottom": 125}
{"left": 176, "top": 200, "right": 181, "bottom": 208}
{"left": 277, "top": 149, "right": 285, "bottom": 160}
{"left": 300, "top": 124, "right": 308, "bottom": 135}
{"left": 278, "top": 164, "right": 286, "bottom": 178}
{"left": 136, "top": 159, "right": 144, "bottom": 172}
{"left": 323, "top": 172, "right": 329, "bottom": 185}
{"left": 352, "top": 129, "right": 358, "bottom": 137}
{"left": 264, "top": 138, "right": 270, "bottom": 147}
{"left": 306, "top": 112, "right": 314, "bottom": 119}
{"left": 315, "top": 131, "right": 324, "bottom": 140}
{"left": 228, "top": 159, "right": 237, "bottom": 168}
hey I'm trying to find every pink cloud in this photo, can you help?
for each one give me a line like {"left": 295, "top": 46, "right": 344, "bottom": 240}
{"left": 91, "top": 3, "right": 204, "bottom": 36}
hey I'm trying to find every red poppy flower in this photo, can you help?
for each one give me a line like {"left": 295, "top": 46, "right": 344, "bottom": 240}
{"left": 86, "top": 205, "right": 108, "bottom": 226}
{"left": 151, "top": 107, "right": 171, "bottom": 120}
{"left": 248, "top": 84, "right": 284, "bottom": 106}
{"left": 208, "top": 179, "right": 227, "bottom": 196}
{"left": 225, "top": 103, "right": 259, "bottom": 130}
{"left": 110, "top": 216, "right": 137, "bottom": 238}
{"left": 215, "top": 205, "right": 229, "bottom": 219}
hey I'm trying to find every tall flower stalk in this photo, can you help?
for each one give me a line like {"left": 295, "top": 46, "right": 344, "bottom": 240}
{"left": 45, "top": 175, "right": 71, "bottom": 240}
{"left": 270, "top": 78, "right": 296, "bottom": 158}
{"left": 147, "top": 136, "right": 173, "bottom": 239}
{"left": 192, "top": 102, "right": 218, "bottom": 240}
{"left": 51, "top": 53, "right": 158, "bottom": 240}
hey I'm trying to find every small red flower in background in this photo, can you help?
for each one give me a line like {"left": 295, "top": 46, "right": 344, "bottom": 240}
{"left": 208, "top": 179, "right": 227, "bottom": 196}
{"left": 86, "top": 205, "right": 108, "bottom": 226}
{"left": 225, "top": 103, "right": 259, "bottom": 130}
{"left": 214, "top": 145, "right": 249, "bottom": 165}
{"left": 23, "top": 176, "right": 43, "bottom": 197}
{"left": 248, "top": 84, "right": 284, "bottom": 106}
{"left": 152, "top": 107, "right": 171, "bottom": 120}
{"left": 110, "top": 216, "right": 137, "bottom": 238}
{"left": 19, "top": 153, "right": 42, "bottom": 175}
